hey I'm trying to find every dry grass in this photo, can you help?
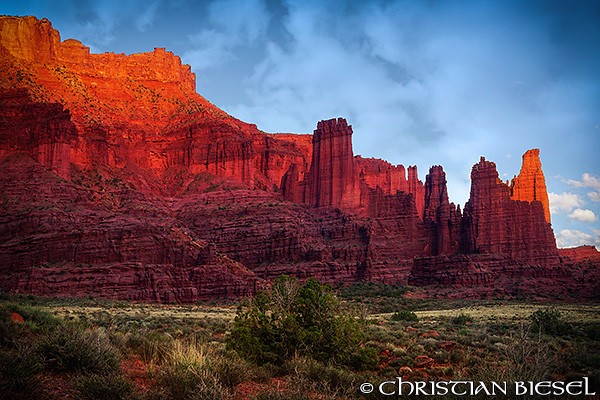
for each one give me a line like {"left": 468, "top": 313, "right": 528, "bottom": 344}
{"left": 41, "top": 303, "right": 238, "bottom": 322}
{"left": 373, "top": 303, "right": 600, "bottom": 323}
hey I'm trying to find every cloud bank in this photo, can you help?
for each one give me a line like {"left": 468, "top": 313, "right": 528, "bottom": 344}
{"left": 549, "top": 192, "right": 584, "bottom": 214}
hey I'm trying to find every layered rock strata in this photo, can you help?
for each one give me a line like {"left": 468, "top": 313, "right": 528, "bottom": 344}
{"left": 461, "top": 157, "right": 559, "bottom": 267}
{"left": 0, "top": 16, "right": 579, "bottom": 301}
{"left": 510, "top": 149, "right": 551, "bottom": 223}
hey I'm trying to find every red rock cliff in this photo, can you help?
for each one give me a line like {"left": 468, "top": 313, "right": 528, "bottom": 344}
{"left": 0, "top": 16, "right": 574, "bottom": 301}
{"left": 510, "top": 149, "right": 551, "bottom": 223}
{"left": 0, "top": 15, "right": 310, "bottom": 194}
{"left": 424, "top": 166, "right": 461, "bottom": 255}
{"left": 355, "top": 157, "right": 425, "bottom": 217}
{"left": 461, "top": 156, "right": 559, "bottom": 267}
{"left": 305, "top": 118, "right": 360, "bottom": 208}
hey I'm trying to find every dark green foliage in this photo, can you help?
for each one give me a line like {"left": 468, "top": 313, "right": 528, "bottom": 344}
{"left": 75, "top": 374, "right": 136, "bottom": 400}
{"left": 0, "top": 347, "right": 42, "bottom": 395}
{"left": 228, "top": 276, "right": 377, "bottom": 370}
{"left": 390, "top": 310, "right": 419, "bottom": 322}
{"left": 451, "top": 313, "right": 473, "bottom": 325}
{"left": 583, "top": 323, "right": 600, "bottom": 340}
{"left": 530, "top": 308, "right": 573, "bottom": 336}
{"left": 340, "top": 282, "right": 407, "bottom": 299}
{"left": 37, "top": 325, "right": 120, "bottom": 374}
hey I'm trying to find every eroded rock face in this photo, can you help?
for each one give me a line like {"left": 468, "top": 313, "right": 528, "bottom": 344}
{"left": 559, "top": 246, "right": 600, "bottom": 263}
{"left": 0, "top": 155, "right": 261, "bottom": 301}
{"left": 0, "top": 16, "right": 61, "bottom": 64}
{"left": 510, "top": 149, "right": 551, "bottom": 223}
{"left": 423, "top": 166, "right": 461, "bottom": 256}
{"left": 305, "top": 118, "right": 359, "bottom": 209}
{"left": 355, "top": 157, "right": 425, "bottom": 217}
{"left": 461, "top": 157, "right": 559, "bottom": 267}
{"left": 0, "top": 16, "right": 580, "bottom": 302}
{"left": 409, "top": 254, "right": 563, "bottom": 286}
{"left": 0, "top": 15, "right": 310, "bottom": 194}
{"left": 0, "top": 89, "right": 78, "bottom": 178}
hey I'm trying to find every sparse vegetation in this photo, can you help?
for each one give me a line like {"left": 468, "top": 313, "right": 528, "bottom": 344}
{"left": 75, "top": 374, "right": 136, "bottom": 400}
{"left": 0, "top": 290, "right": 598, "bottom": 399}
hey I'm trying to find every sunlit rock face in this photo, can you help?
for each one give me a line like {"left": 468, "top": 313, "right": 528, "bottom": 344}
{"left": 461, "top": 157, "right": 559, "bottom": 267}
{"left": 0, "top": 16, "right": 573, "bottom": 301}
{"left": 510, "top": 149, "right": 551, "bottom": 223}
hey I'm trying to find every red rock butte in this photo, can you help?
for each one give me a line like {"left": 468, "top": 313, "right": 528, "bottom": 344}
{"left": 0, "top": 16, "right": 595, "bottom": 301}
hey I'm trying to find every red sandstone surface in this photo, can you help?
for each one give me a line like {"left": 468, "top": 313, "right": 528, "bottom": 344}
{"left": 0, "top": 16, "right": 596, "bottom": 301}
{"left": 559, "top": 246, "right": 600, "bottom": 263}
{"left": 510, "top": 149, "right": 552, "bottom": 223}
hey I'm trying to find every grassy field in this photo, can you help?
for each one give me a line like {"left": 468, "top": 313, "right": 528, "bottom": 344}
{"left": 1, "top": 284, "right": 599, "bottom": 400}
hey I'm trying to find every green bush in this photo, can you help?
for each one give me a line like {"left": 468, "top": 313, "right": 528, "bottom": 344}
{"left": 451, "top": 313, "right": 473, "bottom": 325}
{"left": 227, "top": 276, "right": 377, "bottom": 370}
{"left": 530, "top": 308, "right": 572, "bottom": 336}
{"left": 37, "top": 325, "right": 120, "bottom": 374}
{"left": 75, "top": 374, "right": 136, "bottom": 400}
{"left": 390, "top": 310, "right": 419, "bottom": 322}
{"left": 0, "top": 347, "right": 42, "bottom": 395}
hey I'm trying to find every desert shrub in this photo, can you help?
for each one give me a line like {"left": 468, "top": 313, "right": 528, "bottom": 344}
{"left": 75, "top": 374, "right": 136, "bottom": 400}
{"left": 0, "top": 347, "right": 42, "bottom": 395}
{"left": 125, "top": 331, "right": 173, "bottom": 364}
{"left": 451, "top": 313, "right": 473, "bottom": 325}
{"left": 37, "top": 325, "right": 120, "bottom": 374}
{"left": 530, "top": 308, "right": 572, "bottom": 336}
{"left": 390, "top": 310, "right": 419, "bottom": 322}
{"left": 251, "top": 365, "right": 275, "bottom": 383}
{"left": 301, "top": 358, "right": 358, "bottom": 394}
{"left": 583, "top": 323, "right": 600, "bottom": 340}
{"left": 501, "top": 324, "right": 553, "bottom": 382}
{"left": 149, "top": 339, "right": 227, "bottom": 400}
{"left": 208, "top": 352, "right": 251, "bottom": 388}
{"left": 0, "top": 302, "right": 60, "bottom": 347}
{"left": 227, "top": 276, "right": 377, "bottom": 370}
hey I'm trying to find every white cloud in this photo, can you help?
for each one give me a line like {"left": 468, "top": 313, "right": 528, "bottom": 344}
{"left": 565, "top": 173, "right": 600, "bottom": 190}
{"left": 134, "top": 0, "right": 161, "bottom": 33}
{"left": 183, "top": 0, "right": 269, "bottom": 70}
{"left": 588, "top": 191, "right": 600, "bottom": 202}
{"left": 548, "top": 192, "right": 584, "bottom": 214}
{"left": 556, "top": 229, "right": 593, "bottom": 248}
{"left": 568, "top": 209, "right": 597, "bottom": 222}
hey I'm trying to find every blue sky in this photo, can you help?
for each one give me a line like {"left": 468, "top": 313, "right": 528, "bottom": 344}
{"left": 3, "top": 0, "right": 600, "bottom": 248}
